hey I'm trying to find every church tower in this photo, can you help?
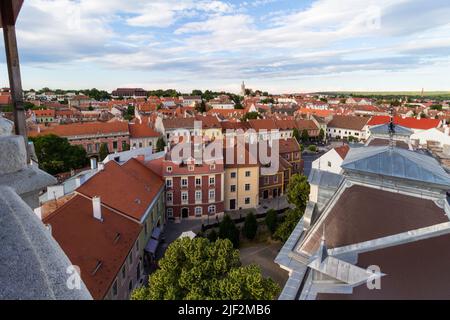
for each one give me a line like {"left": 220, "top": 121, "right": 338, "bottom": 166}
{"left": 241, "top": 81, "right": 246, "bottom": 96}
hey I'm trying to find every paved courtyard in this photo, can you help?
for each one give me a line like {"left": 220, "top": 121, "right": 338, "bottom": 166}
{"left": 239, "top": 242, "right": 289, "bottom": 290}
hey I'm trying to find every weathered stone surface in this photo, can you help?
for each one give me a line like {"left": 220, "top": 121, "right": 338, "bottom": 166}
{"left": 0, "top": 186, "right": 92, "bottom": 299}
{"left": 0, "top": 135, "right": 27, "bottom": 174}
{"left": 0, "top": 116, "right": 14, "bottom": 136}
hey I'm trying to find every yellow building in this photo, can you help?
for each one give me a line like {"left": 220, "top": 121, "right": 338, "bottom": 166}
{"left": 224, "top": 145, "right": 259, "bottom": 211}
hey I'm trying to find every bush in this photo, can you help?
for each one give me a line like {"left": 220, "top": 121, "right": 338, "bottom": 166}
{"left": 307, "top": 145, "right": 317, "bottom": 152}
{"left": 218, "top": 214, "right": 240, "bottom": 248}
{"left": 243, "top": 212, "right": 258, "bottom": 240}
{"left": 207, "top": 229, "right": 218, "bottom": 242}
{"left": 265, "top": 209, "right": 278, "bottom": 234}
{"left": 274, "top": 209, "right": 303, "bottom": 242}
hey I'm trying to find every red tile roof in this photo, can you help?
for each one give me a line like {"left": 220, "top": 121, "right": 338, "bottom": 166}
{"left": 327, "top": 115, "right": 370, "bottom": 131}
{"left": 129, "top": 122, "right": 160, "bottom": 138}
{"left": 28, "top": 121, "right": 129, "bottom": 138}
{"left": 33, "top": 109, "right": 56, "bottom": 117}
{"left": 76, "top": 159, "right": 164, "bottom": 221}
{"left": 334, "top": 144, "right": 350, "bottom": 160}
{"left": 43, "top": 194, "right": 141, "bottom": 300}
{"left": 368, "top": 116, "right": 441, "bottom": 130}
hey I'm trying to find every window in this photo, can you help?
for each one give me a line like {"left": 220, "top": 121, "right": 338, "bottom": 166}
{"left": 210, "top": 164, "right": 216, "bottom": 170}
{"left": 129, "top": 252, "right": 133, "bottom": 265}
{"left": 245, "top": 197, "right": 250, "bottom": 205}
{"left": 182, "top": 192, "right": 188, "bottom": 203}
{"left": 122, "top": 265, "right": 126, "bottom": 279}
{"left": 167, "top": 208, "right": 173, "bottom": 217}
{"left": 195, "top": 177, "right": 202, "bottom": 186}
{"left": 195, "top": 190, "right": 202, "bottom": 201}
{"left": 264, "top": 177, "right": 269, "bottom": 184}
{"left": 135, "top": 240, "right": 139, "bottom": 253}
{"left": 113, "top": 141, "right": 118, "bottom": 149}
{"left": 139, "top": 142, "right": 143, "bottom": 148}
{"left": 209, "top": 190, "right": 215, "bottom": 200}
{"left": 188, "top": 165, "right": 194, "bottom": 171}
{"left": 209, "top": 176, "right": 215, "bottom": 185}
{"left": 245, "top": 184, "right": 251, "bottom": 191}
{"left": 166, "top": 166, "right": 172, "bottom": 173}
{"left": 166, "top": 192, "right": 173, "bottom": 203}
{"left": 87, "top": 144, "right": 92, "bottom": 153}
{"left": 112, "top": 280, "right": 118, "bottom": 296}
{"left": 230, "top": 185, "right": 236, "bottom": 193}
{"left": 245, "top": 171, "right": 251, "bottom": 177}
{"left": 195, "top": 207, "right": 202, "bottom": 217}
{"left": 95, "top": 143, "right": 100, "bottom": 152}
{"left": 230, "top": 172, "right": 236, "bottom": 179}
{"left": 181, "top": 178, "right": 188, "bottom": 188}
{"left": 144, "top": 222, "right": 148, "bottom": 235}
{"left": 328, "top": 161, "right": 332, "bottom": 167}
{"left": 166, "top": 179, "right": 172, "bottom": 188}
{"left": 274, "top": 175, "right": 278, "bottom": 183}
{"left": 208, "top": 205, "right": 216, "bottom": 214}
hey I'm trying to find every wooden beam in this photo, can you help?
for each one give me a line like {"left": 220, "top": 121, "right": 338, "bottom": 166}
{"left": 3, "top": 24, "right": 29, "bottom": 160}
{"left": 0, "top": 0, "right": 24, "bottom": 27}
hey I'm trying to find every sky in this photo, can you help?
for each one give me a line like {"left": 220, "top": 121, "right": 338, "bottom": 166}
{"left": 1, "top": 0, "right": 450, "bottom": 94}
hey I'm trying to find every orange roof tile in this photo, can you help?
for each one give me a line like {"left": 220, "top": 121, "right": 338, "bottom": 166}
{"left": 43, "top": 195, "right": 141, "bottom": 300}
{"left": 76, "top": 159, "right": 164, "bottom": 221}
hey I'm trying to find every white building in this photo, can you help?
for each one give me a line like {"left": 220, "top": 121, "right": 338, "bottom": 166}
{"left": 326, "top": 116, "right": 371, "bottom": 141}
{"left": 311, "top": 145, "right": 349, "bottom": 175}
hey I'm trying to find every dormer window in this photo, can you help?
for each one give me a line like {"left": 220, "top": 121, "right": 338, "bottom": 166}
{"left": 166, "top": 166, "right": 172, "bottom": 173}
{"left": 210, "top": 164, "right": 216, "bottom": 170}
{"left": 188, "top": 165, "right": 194, "bottom": 171}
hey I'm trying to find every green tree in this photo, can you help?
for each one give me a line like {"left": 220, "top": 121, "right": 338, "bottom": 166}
{"left": 293, "top": 128, "right": 301, "bottom": 143}
{"left": 156, "top": 136, "right": 166, "bottom": 152}
{"left": 99, "top": 143, "right": 109, "bottom": 161}
{"left": 218, "top": 214, "right": 240, "bottom": 248}
{"left": 301, "top": 129, "right": 309, "bottom": 143}
{"left": 274, "top": 209, "right": 303, "bottom": 242}
{"left": 307, "top": 145, "right": 317, "bottom": 152}
{"left": 242, "top": 212, "right": 258, "bottom": 240}
{"left": 319, "top": 128, "right": 325, "bottom": 141}
{"left": 195, "top": 100, "right": 207, "bottom": 113}
{"left": 30, "top": 134, "right": 88, "bottom": 175}
{"left": 131, "top": 238, "right": 279, "bottom": 300}
{"left": 286, "top": 174, "right": 310, "bottom": 212}
{"left": 265, "top": 209, "right": 278, "bottom": 234}
{"left": 242, "top": 112, "right": 260, "bottom": 122}
{"left": 207, "top": 229, "right": 218, "bottom": 242}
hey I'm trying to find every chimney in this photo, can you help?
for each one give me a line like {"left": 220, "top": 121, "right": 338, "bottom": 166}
{"left": 98, "top": 162, "right": 105, "bottom": 171}
{"left": 92, "top": 196, "right": 103, "bottom": 221}
{"left": 90, "top": 158, "right": 97, "bottom": 170}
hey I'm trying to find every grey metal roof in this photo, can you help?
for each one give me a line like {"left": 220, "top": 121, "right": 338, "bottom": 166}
{"left": 308, "top": 169, "right": 344, "bottom": 187}
{"left": 369, "top": 123, "right": 413, "bottom": 137}
{"left": 342, "top": 146, "right": 450, "bottom": 187}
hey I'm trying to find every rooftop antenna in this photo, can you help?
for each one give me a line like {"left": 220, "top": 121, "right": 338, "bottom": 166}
{"left": 388, "top": 105, "right": 396, "bottom": 150}
{"left": 318, "top": 225, "right": 328, "bottom": 263}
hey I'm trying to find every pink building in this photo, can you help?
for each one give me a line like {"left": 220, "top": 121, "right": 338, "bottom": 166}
{"left": 146, "top": 142, "right": 225, "bottom": 222}
{"left": 29, "top": 121, "right": 130, "bottom": 158}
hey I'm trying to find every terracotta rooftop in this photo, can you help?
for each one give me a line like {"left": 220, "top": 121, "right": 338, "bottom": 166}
{"left": 278, "top": 138, "right": 301, "bottom": 154}
{"left": 334, "top": 144, "right": 350, "bottom": 159}
{"left": 327, "top": 115, "right": 370, "bottom": 131}
{"left": 299, "top": 185, "right": 449, "bottom": 255}
{"left": 128, "top": 122, "right": 160, "bottom": 138}
{"left": 367, "top": 138, "right": 409, "bottom": 149}
{"left": 368, "top": 116, "right": 441, "bottom": 130}
{"left": 28, "top": 121, "right": 129, "bottom": 138}
{"left": 43, "top": 195, "right": 141, "bottom": 300}
{"left": 76, "top": 159, "right": 164, "bottom": 221}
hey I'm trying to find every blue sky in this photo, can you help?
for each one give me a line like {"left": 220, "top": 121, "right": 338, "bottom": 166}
{"left": 1, "top": 0, "right": 450, "bottom": 93}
